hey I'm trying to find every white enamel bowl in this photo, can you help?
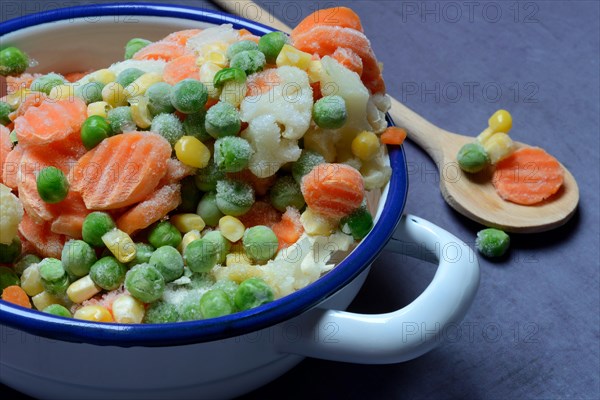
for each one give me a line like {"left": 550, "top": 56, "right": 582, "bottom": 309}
{"left": 0, "top": 4, "right": 480, "bottom": 399}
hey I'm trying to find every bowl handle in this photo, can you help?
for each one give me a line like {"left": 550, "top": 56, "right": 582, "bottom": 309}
{"left": 275, "top": 214, "right": 480, "bottom": 364}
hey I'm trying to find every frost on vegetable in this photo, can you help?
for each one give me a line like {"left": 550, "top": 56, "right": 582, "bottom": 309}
{"left": 186, "top": 24, "right": 239, "bottom": 55}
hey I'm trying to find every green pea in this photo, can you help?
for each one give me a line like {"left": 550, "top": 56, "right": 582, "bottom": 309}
{"left": 75, "top": 81, "right": 104, "bottom": 105}
{"left": 30, "top": 73, "right": 66, "bottom": 95}
{"left": 243, "top": 226, "right": 279, "bottom": 263}
{"left": 116, "top": 68, "right": 145, "bottom": 87}
{"left": 146, "top": 82, "right": 175, "bottom": 116}
{"left": 202, "top": 230, "right": 231, "bottom": 264}
{"left": 0, "top": 46, "right": 29, "bottom": 76}
{"left": 182, "top": 111, "right": 211, "bottom": 141}
{"left": 124, "top": 38, "right": 152, "bottom": 60}
{"left": 13, "top": 254, "right": 41, "bottom": 276}
{"left": 0, "top": 266, "right": 19, "bottom": 295}
{"left": 476, "top": 228, "right": 510, "bottom": 258}
{"left": 214, "top": 136, "right": 253, "bottom": 173}
{"left": 211, "top": 279, "right": 238, "bottom": 303}
{"left": 125, "top": 263, "right": 165, "bottom": 303}
{"left": 179, "top": 297, "right": 203, "bottom": 321}
{"left": 184, "top": 238, "right": 219, "bottom": 273}
{"left": 230, "top": 50, "right": 266, "bottom": 75}
{"left": 127, "top": 243, "right": 155, "bottom": 267}
{"left": 215, "top": 179, "right": 255, "bottom": 216}
{"left": 196, "top": 191, "right": 224, "bottom": 227}
{"left": 234, "top": 277, "right": 274, "bottom": 311}
{"left": 258, "top": 31, "right": 288, "bottom": 63}
{"left": 340, "top": 207, "right": 373, "bottom": 240}
{"left": 143, "top": 301, "right": 179, "bottom": 323}
{"left": 195, "top": 163, "right": 226, "bottom": 192}
{"left": 150, "top": 113, "right": 184, "bottom": 146}
{"left": 90, "top": 256, "right": 127, "bottom": 290}
{"left": 107, "top": 106, "right": 135, "bottom": 134}
{"left": 38, "top": 258, "right": 69, "bottom": 295}
{"left": 43, "top": 304, "right": 72, "bottom": 318}
{"left": 0, "top": 101, "right": 12, "bottom": 125}
{"left": 178, "top": 176, "right": 202, "bottom": 213}
{"left": 170, "top": 79, "right": 208, "bottom": 114}
{"left": 149, "top": 246, "right": 184, "bottom": 282}
{"left": 0, "top": 236, "right": 21, "bottom": 263}
{"left": 36, "top": 166, "right": 69, "bottom": 203}
{"left": 200, "top": 289, "right": 234, "bottom": 318}
{"left": 61, "top": 239, "right": 97, "bottom": 277}
{"left": 81, "top": 115, "right": 112, "bottom": 150}
{"left": 269, "top": 175, "right": 305, "bottom": 212}
{"left": 82, "top": 212, "right": 116, "bottom": 247}
{"left": 312, "top": 95, "right": 347, "bottom": 129}
{"left": 205, "top": 101, "right": 241, "bottom": 138}
{"left": 457, "top": 142, "right": 489, "bottom": 173}
{"left": 213, "top": 67, "right": 246, "bottom": 88}
{"left": 148, "top": 221, "right": 182, "bottom": 248}
{"left": 292, "top": 150, "right": 326, "bottom": 184}
{"left": 226, "top": 40, "right": 258, "bottom": 60}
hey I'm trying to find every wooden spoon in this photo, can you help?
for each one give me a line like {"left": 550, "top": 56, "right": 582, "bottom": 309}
{"left": 212, "top": 0, "right": 580, "bottom": 233}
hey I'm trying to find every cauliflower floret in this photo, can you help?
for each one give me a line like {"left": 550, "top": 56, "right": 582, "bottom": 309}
{"left": 360, "top": 145, "right": 392, "bottom": 190}
{"left": 0, "top": 183, "right": 24, "bottom": 244}
{"left": 241, "top": 114, "right": 302, "bottom": 178}
{"left": 240, "top": 66, "right": 313, "bottom": 140}
{"left": 186, "top": 24, "right": 239, "bottom": 54}
{"left": 367, "top": 93, "right": 392, "bottom": 134}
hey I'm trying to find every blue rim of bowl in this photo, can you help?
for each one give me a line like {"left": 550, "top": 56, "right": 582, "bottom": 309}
{"left": 0, "top": 2, "right": 408, "bottom": 346}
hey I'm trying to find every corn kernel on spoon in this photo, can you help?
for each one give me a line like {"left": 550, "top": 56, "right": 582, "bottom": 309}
{"left": 213, "top": 0, "right": 580, "bottom": 233}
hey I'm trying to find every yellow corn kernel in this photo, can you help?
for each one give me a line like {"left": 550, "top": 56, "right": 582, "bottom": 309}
{"left": 477, "top": 109, "right": 513, "bottom": 143}
{"left": 171, "top": 213, "right": 206, "bottom": 233}
{"left": 32, "top": 291, "right": 65, "bottom": 311}
{"left": 219, "top": 216, "right": 245, "bottom": 242}
{"left": 111, "top": 294, "right": 145, "bottom": 324}
{"left": 276, "top": 44, "right": 312, "bottom": 70}
{"left": 67, "top": 275, "right": 101, "bottom": 304}
{"left": 102, "top": 228, "right": 137, "bottom": 263}
{"left": 483, "top": 132, "right": 515, "bottom": 164}
{"left": 48, "top": 84, "right": 75, "bottom": 101}
{"left": 220, "top": 80, "right": 247, "bottom": 108}
{"left": 87, "top": 101, "right": 111, "bottom": 118}
{"left": 179, "top": 230, "right": 202, "bottom": 254}
{"left": 300, "top": 207, "right": 337, "bottom": 236}
{"left": 101, "top": 81, "right": 128, "bottom": 107}
{"left": 129, "top": 96, "right": 153, "bottom": 129}
{"left": 226, "top": 252, "right": 253, "bottom": 266}
{"left": 88, "top": 69, "right": 117, "bottom": 85}
{"left": 307, "top": 60, "right": 323, "bottom": 83}
{"left": 199, "top": 62, "right": 223, "bottom": 99}
{"left": 124, "top": 72, "right": 163, "bottom": 98}
{"left": 351, "top": 131, "right": 380, "bottom": 161}
{"left": 174, "top": 136, "right": 211, "bottom": 168}
{"left": 20, "top": 264, "right": 44, "bottom": 297}
{"left": 203, "top": 41, "right": 228, "bottom": 53}
{"left": 74, "top": 305, "right": 114, "bottom": 322}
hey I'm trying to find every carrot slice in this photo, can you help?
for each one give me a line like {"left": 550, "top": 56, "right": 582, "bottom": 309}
{"left": 132, "top": 41, "right": 187, "bottom": 62}
{"left": 380, "top": 126, "right": 407, "bottom": 145}
{"left": 64, "top": 70, "right": 91, "bottom": 83}
{"left": 50, "top": 193, "right": 90, "bottom": 238}
{"left": 291, "top": 25, "right": 385, "bottom": 94}
{"left": 162, "top": 29, "right": 203, "bottom": 45}
{"left": 332, "top": 47, "right": 363, "bottom": 76}
{"left": 1, "top": 143, "right": 24, "bottom": 190}
{"left": 272, "top": 207, "right": 304, "bottom": 250}
{"left": 0, "top": 126, "right": 12, "bottom": 184}
{"left": 238, "top": 28, "right": 260, "bottom": 44}
{"left": 163, "top": 54, "right": 200, "bottom": 85}
{"left": 291, "top": 6, "right": 364, "bottom": 37}
{"left": 238, "top": 201, "right": 281, "bottom": 228}
{"left": 10, "top": 91, "right": 48, "bottom": 122}
{"left": 70, "top": 132, "right": 171, "bottom": 210}
{"left": 301, "top": 163, "right": 365, "bottom": 218}
{"left": 116, "top": 183, "right": 181, "bottom": 235}
{"left": 1, "top": 285, "right": 31, "bottom": 308}
{"left": 14, "top": 97, "right": 87, "bottom": 146}
{"left": 4, "top": 73, "right": 42, "bottom": 95}
{"left": 18, "top": 213, "right": 65, "bottom": 258}
{"left": 492, "top": 147, "right": 564, "bottom": 205}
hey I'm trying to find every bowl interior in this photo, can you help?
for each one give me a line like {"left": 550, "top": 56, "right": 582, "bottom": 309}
{"left": 0, "top": 4, "right": 408, "bottom": 346}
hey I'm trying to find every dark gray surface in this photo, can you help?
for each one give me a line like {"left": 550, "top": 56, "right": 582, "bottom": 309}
{"left": 1, "top": 0, "right": 599, "bottom": 399}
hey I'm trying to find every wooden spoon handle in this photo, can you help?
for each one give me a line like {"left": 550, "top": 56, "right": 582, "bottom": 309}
{"left": 213, "top": 0, "right": 446, "bottom": 162}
